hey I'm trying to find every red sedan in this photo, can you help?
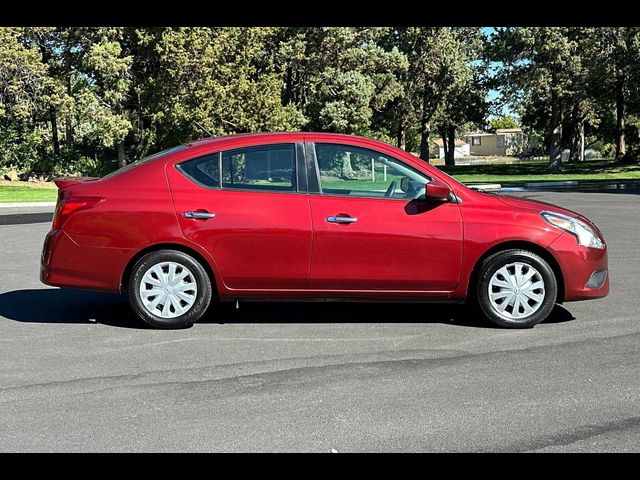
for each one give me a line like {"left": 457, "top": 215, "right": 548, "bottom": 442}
{"left": 40, "top": 132, "right": 609, "bottom": 329}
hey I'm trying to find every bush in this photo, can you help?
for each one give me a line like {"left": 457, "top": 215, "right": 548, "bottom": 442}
{"left": 0, "top": 124, "right": 46, "bottom": 172}
{"left": 29, "top": 148, "right": 116, "bottom": 177}
{"left": 589, "top": 140, "right": 616, "bottom": 158}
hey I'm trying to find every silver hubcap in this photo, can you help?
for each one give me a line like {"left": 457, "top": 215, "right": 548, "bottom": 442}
{"left": 139, "top": 261, "right": 198, "bottom": 319}
{"left": 488, "top": 262, "right": 545, "bottom": 320}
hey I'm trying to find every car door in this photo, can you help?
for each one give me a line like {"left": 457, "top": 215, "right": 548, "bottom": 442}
{"left": 307, "top": 142, "right": 463, "bottom": 292}
{"left": 168, "top": 142, "right": 313, "bottom": 291}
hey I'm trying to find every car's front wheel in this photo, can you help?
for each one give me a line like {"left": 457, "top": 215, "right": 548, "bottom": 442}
{"left": 475, "top": 249, "right": 558, "bottom": 328}
{"left": 128, "top": 250, "right": 212, "bottom": 329}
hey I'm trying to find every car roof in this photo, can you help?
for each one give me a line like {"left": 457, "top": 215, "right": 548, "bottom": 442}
{"left": 186, "top": 132, "right": 389, "bottom": 148}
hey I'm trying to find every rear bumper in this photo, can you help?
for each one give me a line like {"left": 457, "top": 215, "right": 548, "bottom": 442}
{"left": 40, "top": 229, "right": 131, "bottom": 293}
{"left": 549, "top": 232, "right": 609, "bottom": 302}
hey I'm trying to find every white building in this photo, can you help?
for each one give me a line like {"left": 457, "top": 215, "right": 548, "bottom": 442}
{"left": 430, "top": 139, "right": 470, "bottom": 159}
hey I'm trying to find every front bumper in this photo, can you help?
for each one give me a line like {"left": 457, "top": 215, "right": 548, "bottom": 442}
{"left": 548, "top": 232, "right": 609, "bottom": 302}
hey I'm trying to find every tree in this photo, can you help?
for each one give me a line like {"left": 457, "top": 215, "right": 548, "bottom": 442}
{"left": 135, "top": 28, "right": 304, "bottom": 153}
{"left": 274, "top": 27, "right": 407, "bottom": 177}
{"left": 489, "top": 115, "right": 520, "bottom": 130}
{"left": 383, "top": 27, "right": 485, "bottom": 163}
{"left": 279, "top": 27, "right": 407, "bottom": 137}
{"left": 431, "top": 28, "right": 488, "bottom": 166}
{"left": 10, "top": 26, "right": 640, "bottom": 178}
{"left": 80, "top": 28, "right": 133, "bottom": 167}
{"left": 0, "top": 27, "right": 51, "bottom": 171}
{"left": 587, "top": 28, "right": 640, "bottom": 163}
{"left": 488, "top": 27, "right": 585, "bottom": 171}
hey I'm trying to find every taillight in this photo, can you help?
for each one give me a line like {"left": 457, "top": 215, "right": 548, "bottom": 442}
{"left": 52, "top": 196, "right": 104, "bottom": 229}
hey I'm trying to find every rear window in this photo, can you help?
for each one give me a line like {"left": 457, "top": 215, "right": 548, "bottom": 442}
{"left": 101, "top": 145, "right": 188, "bottom": 179}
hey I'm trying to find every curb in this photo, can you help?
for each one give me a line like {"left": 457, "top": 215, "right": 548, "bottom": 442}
{"left": 466, "top": 184, "right": 502, "bottom": 191}
{"left": 525, "top": 180, "right": 578, "bottom": 188}
{"left": 0, "top": 202, "right": 56, "bottom": 208}
{"left": 465, "top": 179, "right": 640, "bottom": 192}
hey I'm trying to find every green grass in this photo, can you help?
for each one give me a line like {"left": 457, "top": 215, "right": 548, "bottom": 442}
{"left": 0, "top": 186, "right": 58, "bottom": 203}
{"left": 439, "top": 159, "right": 640, "bottom": 184}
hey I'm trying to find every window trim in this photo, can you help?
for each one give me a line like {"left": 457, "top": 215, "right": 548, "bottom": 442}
{"left": 307, "top": 141, "right": 432, "bottom": 202}
{"left": 176, "top": 142, "right": 307, "bottom": 194}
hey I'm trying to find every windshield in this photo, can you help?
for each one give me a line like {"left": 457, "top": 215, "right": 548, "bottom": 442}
{"left": 101, "top": 145, "right": 188, "bottom": 179}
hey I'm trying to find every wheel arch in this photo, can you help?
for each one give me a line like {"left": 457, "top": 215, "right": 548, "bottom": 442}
{"left": 466, "top": 240, "right": 565, "bottom": 303}
{"left": 120, "top": 242, "right": 219, "bottom": 296}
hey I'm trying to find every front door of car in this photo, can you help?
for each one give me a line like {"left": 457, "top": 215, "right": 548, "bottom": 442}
{"left": 307, "top": 142, "right": 463, "bottom": 292}
{"left": 168, "top": 142, "right": 313, "bottom": 291}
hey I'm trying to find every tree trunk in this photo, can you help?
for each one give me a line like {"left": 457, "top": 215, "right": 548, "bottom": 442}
{"left": 567, "top": 102, "right": 579, "bottom": 163}
{"left": 65, "top": 118, "right": 74, "bottom": 148}
{"left": 284, "top": 63, "right": 296, "bottom": 105}
{"left": 445, "top": 125, "right": 456, "bottom": 166}
{"left": 615, "top": 72, "right": 626, "bottom": 162}
{"left": 65, "top": 74, "right": 74, "bottom": 148}
{"left": 579, "top": 121, "right": 585, "bottom": 162}
{"left": 548, "top": 90, "right": 563, "bottom": 171}
{"left": 50, "top": 106, "right": 60, "bottom": 157}
{"left": 419, "top": 88, "right": 431, "bottom": 162}
{"left": 396, "top": 118, "right": 406, "bottom": 150}
{"left": 340, "top": 151, "right": 354, "bottom": 179}
{"left": 440, "top": 128, "right": 448, "bottom": 163}
{"left": 117, "top": 141, "right": 127, "bottom": 168}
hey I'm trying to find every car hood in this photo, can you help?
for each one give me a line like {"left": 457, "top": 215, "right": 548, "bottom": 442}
{"left": 491, "top": 193, "right": 586, "bottom": 220}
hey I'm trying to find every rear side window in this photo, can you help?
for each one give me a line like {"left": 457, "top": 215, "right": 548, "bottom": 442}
{"left": 177, "top": 143, "right": 297, "bottom": 192}
{"left": 222, "top": 144, "right": 296, "bottom": 192}
{"left": 177, "top": 153, "right": 220, "bottom": 188}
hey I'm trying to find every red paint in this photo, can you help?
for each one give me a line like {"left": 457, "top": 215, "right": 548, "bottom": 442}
{"left": 425, "top": 180, "right": 452, "bottom": 201}
{"left": 41, "top": 132, "right": 609, "bottom": 305}
{"left": 308, "top": 195, "right": 462, "bottom": 291}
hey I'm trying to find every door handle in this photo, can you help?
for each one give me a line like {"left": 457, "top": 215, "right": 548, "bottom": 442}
{"left": 184, "top": 211, "right": 216, "bottom": 220}
{"left": 326, "top": 215, "right": 357, "bottom": 224}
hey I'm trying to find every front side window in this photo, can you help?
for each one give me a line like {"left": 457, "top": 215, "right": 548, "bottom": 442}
{"left": 222, "top": 144, "right": 296, "bottom": 191}
{"left": 472, "top": 136, "right": 482, "bottom": 146}
{"left": 314, "top": 143, "right": 430, "bottom": 200}
{"left": 496, "top": 135, "right": 505, "bottom": 148}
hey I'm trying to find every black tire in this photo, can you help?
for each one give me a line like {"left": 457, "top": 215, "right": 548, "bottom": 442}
{"left": 474, "top": 249, "right": 557, "bottom": 329}
{"left": 128, "top": 249, "right": 212, "bottom": 329}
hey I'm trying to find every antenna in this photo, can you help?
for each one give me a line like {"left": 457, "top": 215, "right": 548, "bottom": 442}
{"left": 193, "top": 120, "right": 213, "bottom": 137}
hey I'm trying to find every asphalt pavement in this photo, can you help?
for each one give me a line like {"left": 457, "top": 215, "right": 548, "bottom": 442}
{"left": 0, "top": 189, "right": 638, "bottom": 452}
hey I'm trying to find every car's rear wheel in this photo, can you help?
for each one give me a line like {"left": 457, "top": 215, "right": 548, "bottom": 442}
{"left": 475, "top": 249, "right": 557, "bottom": 328}
{"left": 128, "top": 250, "right": 212, "bottom": 329}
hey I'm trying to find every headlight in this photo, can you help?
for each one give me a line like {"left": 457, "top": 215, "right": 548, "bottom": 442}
{"left": 541, "top": 211, "right": 605, "bottom": 249}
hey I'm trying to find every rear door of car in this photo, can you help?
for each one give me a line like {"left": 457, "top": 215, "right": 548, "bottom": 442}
{"left": 167, "top": 141, "right": 313, "bottom": 291}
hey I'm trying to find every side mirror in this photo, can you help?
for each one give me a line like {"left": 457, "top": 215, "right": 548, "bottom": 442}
{"left": 425, "top": 181, "right": 452, "bottom": 201}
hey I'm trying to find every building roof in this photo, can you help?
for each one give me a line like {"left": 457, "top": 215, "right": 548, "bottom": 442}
{"left": 495, "top": 128, "right": 523, "bottom": 134}
{"left": 431, "top": 138, "right": 468, "bottom": 147}
{"left": 466, "top": 128, "right": 523, "bottom": 137}
{"left": 465, "top": 132, "right": 495, "bottom": 137}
